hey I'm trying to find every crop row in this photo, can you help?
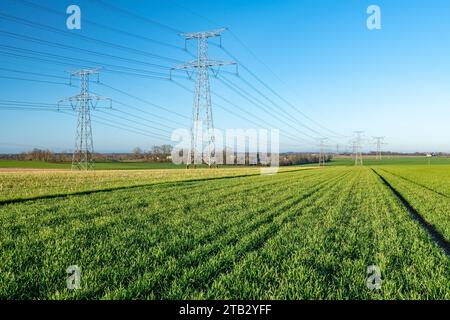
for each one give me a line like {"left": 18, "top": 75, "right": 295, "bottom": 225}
{"left": 378, "top": 165, "right": 450, "bottom": 196}
{"left": 374, "top": 168, "right": 450, "bottom": 242}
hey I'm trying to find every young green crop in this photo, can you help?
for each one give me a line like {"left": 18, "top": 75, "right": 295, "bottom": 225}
{"left": 204, "top": 167, "right": 449, "bottom": 299}
{"left": 0, "top": 166, "right": 305, "bottom": 203}
{"left": 0, "top": 166, "right": 448, "bottom": 299}
{"left": 374, "top": 167, "right": 450, "bottom": 242}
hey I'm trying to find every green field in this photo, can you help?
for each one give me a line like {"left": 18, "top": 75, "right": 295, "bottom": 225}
{"left": 0, "top": 159, "right": 449, "bottom": 299}
{"left": 329, "top": 156, "right": 450, "bottom": 166}
{"left": 1, "top": 156, "right": 449, "bottom": 170}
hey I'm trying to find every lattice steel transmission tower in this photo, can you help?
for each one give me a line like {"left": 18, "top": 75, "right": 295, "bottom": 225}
{"left": 373, "top": 136, "right": 386, "bottom": 160}
{"left": 58, "top": 68, "right": 111, "bottom": 170}
{"left": 350, "top": 140, "right": 356, "bottom": 160}
{"left": 318, "top": 138, "right": 328, "bottom": 167}
{"left": 353, "top": 131, "right": 364, "bottom": 166}
{"left": 172, "top": 29, "right": 235, "bottom": 168}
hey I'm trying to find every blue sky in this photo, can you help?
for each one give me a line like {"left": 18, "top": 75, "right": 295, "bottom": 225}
{"left": 0, "top": 0, "right": 449, "bottom": 153}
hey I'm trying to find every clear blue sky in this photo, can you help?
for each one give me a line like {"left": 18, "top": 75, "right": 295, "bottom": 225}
{"left": 0, "top": 0, "right": 449, "bottom": 153}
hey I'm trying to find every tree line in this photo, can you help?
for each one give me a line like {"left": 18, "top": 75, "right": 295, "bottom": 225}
{"left": 0, "top": 145, "right": 174, "bottom": 163}
{"left": 0, "top": 146, "right": 332, "bottom": 166}
{"left": 279, "top": 153, "right": 333, "bottom": 166}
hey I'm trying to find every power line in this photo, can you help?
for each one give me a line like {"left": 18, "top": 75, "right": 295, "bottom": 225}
{"left": 0, "top": 105, "right": 70, "bottom": 111}
{"left": 0, "top": 49, "right": 176, "bottom": 82}
{"left": 167, "top": 2, "right": 348, "bottom": 139}
{"left": 0, "top": 100, "right": 173, "bottom": 142}
{"left": 98, "top": 82, "right": 189, "bottom": 120}
{"left": 0, "top": 45, "right": 187, "bottom": 80}
{"left": 92, "top": 0, "right": 185, "bottom": 34}
{"left": 216, "top": 74, "right": 320, "bottom": 141}
{"left": 212, "top": 89, "right": 317, "bottom": 145}
{"left": 57, "top": 109, "right": 172, "bottom": 142}
{"left": 15, "top": 0, "right": 184, "bottom": 51}
{"left": 0, "top": 75, "right": 71, "bottom": 86}
{"left": 197, "top": 17, "right": 348, "bottom": 140}
{"left": 171, "top": 79, "right": 317, "bottom": 146}
{"left": 0, "top": 99, "right": 69, "bottom": 107}
{"left": 0, "top": 30, "right": 186, "bottom": 72}
{"left": 168, "top": 0, "right": 289, "bottom": 86}
{"left": 0, "top": 66, "right": 69, "bottom": 81}
{"left": 183, "top": 24, "right": 349, "bottom": 140}
{"left": 218, "top": 45, "right": 348, "bottom": 138}
{"left": 220, "top": 72, "right": 336, "bottom": 140}
{"left": 0, "top": 62, "right": 319, "bottom": 149}
{"left": 98, "top": 109, "right": 173, "bottom": 135}
{"left": 94, "top": 111, "right": 170, "bottom": 140}
{"left": 108, "top": 99, "right": 188, "bottom": 128}
{"left": 0, "top": 1, "right": 338, "bottom": 151}
{"left": 0, "top": 11, "right": 184, "bottom": 64}
{"left": 0, "top": 67, "right": 189, "bottom": 130}
{"left": 222, "top": 33, "right": 344, "bottom": 135}
{"left": 63, "top": 81, "right": 185, "bottom": 139}
{"left": 0, "top": 102, "right": 70, "bottom": 109}
{"left": 111, "top": 108, "right": 177, "bottom": 132}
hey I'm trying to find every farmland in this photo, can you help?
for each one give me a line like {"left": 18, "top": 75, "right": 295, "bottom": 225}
{"left": 0, "top": 159, "right": 449, "bottom": 300}
{"left": 0, "top": 160, "right": 185, "bottom": 170}
{"left": 0, "top": 166, "right": 307, "bottom": 203}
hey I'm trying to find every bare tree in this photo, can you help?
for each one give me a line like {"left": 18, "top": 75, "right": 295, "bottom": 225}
{"left": 132, "top": 147, "right": 143, "bottom": 160}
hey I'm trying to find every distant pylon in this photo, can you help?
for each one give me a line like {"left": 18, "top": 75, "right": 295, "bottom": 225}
{"left": 318, "top": 138, "right": 328, "bottom": 167}
{"left": 172, "top": 29, "right": 236, "bottom": 168}
{"left": 350, "top": 140, "right": 356, "bottom": 161}
{"left": 58, "top": 68, "right": 111, "bottom": 170}
{"left": 353, "top": 131, "right": 364, "bottom": 166}
{"left": 373, "top": 136, "right": 386, "bottom": 160}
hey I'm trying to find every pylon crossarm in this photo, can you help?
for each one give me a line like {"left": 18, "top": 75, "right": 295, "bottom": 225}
{"left": 206, "top": 60, "right": 236, "bottom": 68}
{"left": 173, "top": 60, "right": 235, "bottom": 70}
{"left": 89, "top": 95, "right": 112, "bottom": 110}
{"left": 70, "top": 67, "right": 102, "bottom": 77}
{"left": 58, "top": 96, "right": 79, "bottom": 110}
{"left": 180, "top": 28, "right": 227, "bottom": 40}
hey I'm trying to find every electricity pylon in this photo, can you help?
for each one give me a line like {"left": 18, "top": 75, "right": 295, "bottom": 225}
{"left": 58, "top": 68, "right": 111, "bottom": 170}
{"left": 318, "top": 138, "right": 328, "bottom": 167}
{"left": 373, "top": 136, "right": 386, "bottom": 160}
{"left": 353, "top": 131, "right": 364, "bottom": 166}
{"left": 172, "top": 29, "right": 235, "bottom": 168}
{"left": 350, "top": 140, "right": 356, "bottom": 161}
